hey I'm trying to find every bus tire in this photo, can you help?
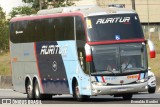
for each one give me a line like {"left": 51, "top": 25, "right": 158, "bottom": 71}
{"left": 33, "top": 80, "right": 52, "bottom": 100}
{"left": 26, "top": 80, "right": 34, "bottom": 99}
{"left": 122, "top": 93, "right": 133, "bottom": 100}
{"left": 33, "top": 80, "right": 41, "bottom": 100}
{"left": 148, "top": 86, "right": 156, "bottom": 93}
{"left": 73, "top": 81, "right": 89, "bottom": 101}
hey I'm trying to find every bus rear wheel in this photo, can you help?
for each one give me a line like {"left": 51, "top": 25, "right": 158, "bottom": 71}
{"left": 26, "top": 81, "right": 34, "bottom": 99}
{"left": 34, "top": 80, "right": 41, "bottom": 99}
{"left": 73, "top": 81, "right": 89, "bottom": 101}
{"left": 33, "top": 80, "right": 52, "bottom": 100}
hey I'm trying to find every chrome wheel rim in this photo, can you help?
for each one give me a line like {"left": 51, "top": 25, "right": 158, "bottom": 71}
{"left": 35, "top": 84, "right": 40, "bottom": 97}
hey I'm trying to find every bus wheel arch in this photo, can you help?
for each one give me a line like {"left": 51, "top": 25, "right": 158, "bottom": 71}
{"left": 72, "top": 77, "right": 89, "bottom": 101}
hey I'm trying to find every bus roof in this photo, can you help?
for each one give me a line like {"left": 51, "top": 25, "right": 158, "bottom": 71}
{"left": 37, "top": 5, "right": 136, "bottom": 16}
{"left": 10, "top": 6, "right": 136, "bottom": 22}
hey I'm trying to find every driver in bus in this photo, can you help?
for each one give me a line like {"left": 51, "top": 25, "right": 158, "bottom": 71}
{"left": 121, "top": 57, "right": 133, "bottom": 71}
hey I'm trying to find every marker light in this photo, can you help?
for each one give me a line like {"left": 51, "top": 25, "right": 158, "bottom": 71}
{"left": 148, "top": 39, "right": 156, "bottom": 58}
{"left": 85, "top": 43, "right": 92, "bottom": 62}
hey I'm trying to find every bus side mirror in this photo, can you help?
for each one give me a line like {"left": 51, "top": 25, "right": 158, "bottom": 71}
{"left": 147, "top": 39, "right": 156, "bottom": 58}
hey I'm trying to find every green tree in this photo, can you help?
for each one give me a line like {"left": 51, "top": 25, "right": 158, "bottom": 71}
{"left": 53, "top": 0, "right": 75, "bottom": 8}
{"left": 22, "top": 0, "right": 42, "bottom": 11}
{"left": 22, "top": 0, "right": 75, "bottom": 10}
{"left": 9, "top": 6, "right": 37, "bottom": 18}
{"left": 0, "top": 7, "right": 9, "bottom": 52}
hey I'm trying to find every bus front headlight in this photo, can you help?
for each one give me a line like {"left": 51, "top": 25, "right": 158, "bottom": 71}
{"left": 136, "top": 78, "right": 148, "bottom": 83}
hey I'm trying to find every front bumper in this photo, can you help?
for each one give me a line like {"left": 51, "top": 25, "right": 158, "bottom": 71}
{"left": 91, "top": 82, "right": 148, "bottom": 95}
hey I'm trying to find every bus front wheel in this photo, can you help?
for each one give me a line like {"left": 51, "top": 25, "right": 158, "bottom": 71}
{"left": 122, "top": 93, "right": 133, "bottom": 100}
{"left": 73, "top": 81, "right": 89, "bottom": 101}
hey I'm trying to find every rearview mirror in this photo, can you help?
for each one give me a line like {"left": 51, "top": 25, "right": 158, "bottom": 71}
{"left": 148, "top": 67, "right": 151, "bottom": 70}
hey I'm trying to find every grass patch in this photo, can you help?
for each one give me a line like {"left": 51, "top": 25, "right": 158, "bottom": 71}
{"left": 148, "top": 53, "right": 160, "bottom": 76}
{"left": 0, "top": 52, "right": 11, "bottom": 76}
{"left": 145, "top": 33, "right": 160, "bottom": 76}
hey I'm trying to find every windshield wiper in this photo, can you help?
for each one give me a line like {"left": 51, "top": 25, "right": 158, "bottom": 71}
{"left": 122, "top": 67, "right": 146, "bottom": 71}
{"left": 128, "top": 68, "right": 145, "bottom": 70}
{"left": 109, "top": 70, "right": 117, "bottom": 76}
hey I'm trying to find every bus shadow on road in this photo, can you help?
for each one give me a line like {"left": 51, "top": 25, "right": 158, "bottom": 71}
{"left": 41, "top": 97, "right": 125, "bottom": 104}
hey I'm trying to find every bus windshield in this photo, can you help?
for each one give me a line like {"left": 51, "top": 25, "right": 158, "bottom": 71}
{"left": 91, "top": 43, "right": 147, "bottom": 74}
{"left": 86, "top": 14, "right": 144, "bottom": 42}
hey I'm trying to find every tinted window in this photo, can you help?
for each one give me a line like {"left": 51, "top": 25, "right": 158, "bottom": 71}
{"left": 65, "top": 17, "right": 74, "bottom": 40}
{"left": 44, "top": 18, "right": 55, "bottom": 41}
{"left": 10, "top": 16, "right": 74, "bottom": 43}
{"left": 76, "top": 16, "right": 85, "bottom": 41}
{"left": 87, "top": 14, "right": 144, "bottom": 42}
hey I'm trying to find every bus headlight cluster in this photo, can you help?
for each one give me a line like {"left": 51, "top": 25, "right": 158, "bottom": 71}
{"left": 92, "top": 82, "right": 107, "bottom": 86}
{"left": 136, "top": 78, "right": 148, "bottom": 83}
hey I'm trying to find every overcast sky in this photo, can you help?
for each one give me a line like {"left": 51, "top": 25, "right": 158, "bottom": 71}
{"left": 0, "top": 0, "right": 26, "bottom": 15}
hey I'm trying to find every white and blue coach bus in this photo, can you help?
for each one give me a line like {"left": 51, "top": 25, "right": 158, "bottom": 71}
{"left": 9, "top": 6, "right": 155, "bottom": 101}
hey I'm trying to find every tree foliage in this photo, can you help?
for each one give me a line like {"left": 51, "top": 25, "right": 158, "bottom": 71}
{"left": 9, "top": 6, "right": 37, "bottom": 18}
{"left": 22, "top": 0, "right": 41, "bottom": 11}
{"left": 53, "top": 0, "right": 75, "bottom": 8}
{"left": 22, "top": 0, "right": 75, "bottom": 10}
{"left": 0, "top": 7, "right": 9, "bottom": 52}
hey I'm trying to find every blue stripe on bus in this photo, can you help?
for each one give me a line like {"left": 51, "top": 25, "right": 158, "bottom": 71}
{"left": 57, "top": 41, "right": 92, "bottom": 95}
{"left": 140, "top": 73, "right": 145, "bottom": 79}
{"left": 95, "top": 76, "right": 99, "bottom": 82}
{"left": 97, "top": 76, "right": 102, "bottom": 82}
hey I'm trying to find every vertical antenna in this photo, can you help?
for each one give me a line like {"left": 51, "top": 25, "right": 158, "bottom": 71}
{"left": 147, "top": 0, "right": 150, "bottom": 39}
{"left": 131, "top": 0, "right": 136, "bottom": 10}
{"left": 39, "top": 0, "right": 42, "bottom": 10}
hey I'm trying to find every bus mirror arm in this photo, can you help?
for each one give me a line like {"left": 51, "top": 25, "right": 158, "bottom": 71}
{"left": 147, "top": 39, "right": 156, "bottom": 58}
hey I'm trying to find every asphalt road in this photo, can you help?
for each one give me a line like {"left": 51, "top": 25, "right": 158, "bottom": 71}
{"left": 0, "top": 89, "right": 160, "bottom": 104}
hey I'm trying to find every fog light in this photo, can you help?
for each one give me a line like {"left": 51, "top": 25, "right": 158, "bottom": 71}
{"left": 92, "top": 82, "right": 107, "bottom": 86}
{"left": 92, "top": 89, "right": 98, "bottom": 93}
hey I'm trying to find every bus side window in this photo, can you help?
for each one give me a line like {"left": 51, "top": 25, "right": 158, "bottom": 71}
{"left": 11, "top": 20, "right": 33, "bottom": 43}
{"left": 34, "top": 20, "right": 43, "bottom": 42}
{"left": 76, "top": 16, "right": 85, "bottom": 41}
{"left": 54, "top": 18, "right": 65, "bottom": 41}
{"left": 45, "top": 18, "right": 55, "bottom": 41}
{"left": 27, "top": 20, "right": 36, "bottom": 42}
{"left": 10, "top": 22, "right": 18, "bottom": 43}
{"left": 42, "top": 19, "right": 56, "bottom": 41}
{"left": 64, "top": 17, "right": 74, "bottom": 40}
